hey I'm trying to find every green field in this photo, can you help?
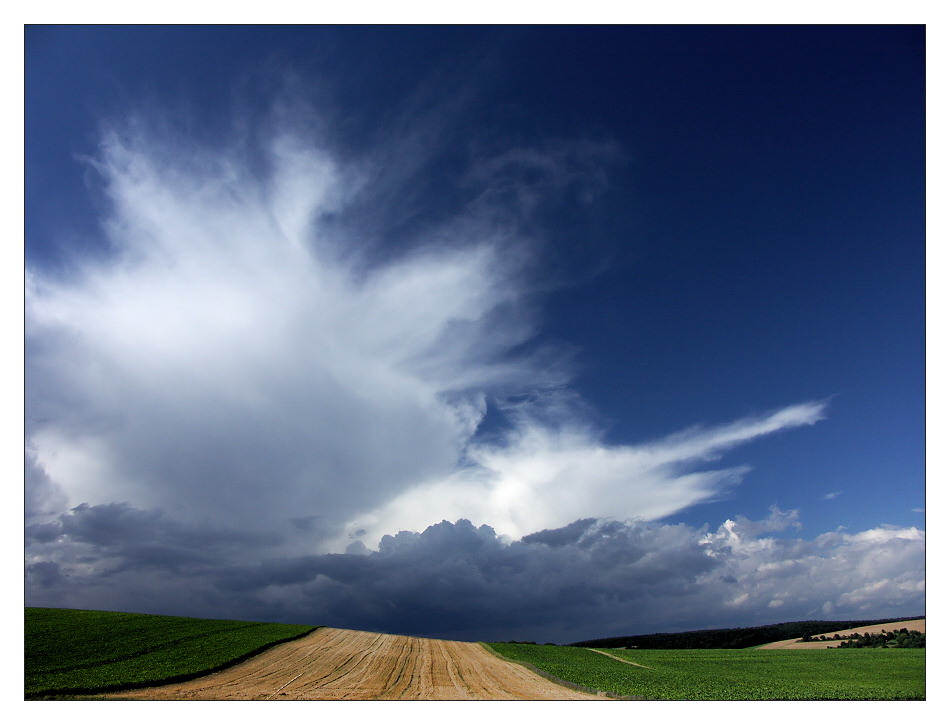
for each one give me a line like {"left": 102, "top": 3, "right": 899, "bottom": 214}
{"left": 488, "top": 643, "right": 925, "bottom": 700}
{"left": 27, "top": 607, "right": 925, "bottom": 700}
{"left": 25, "top": 607, "right": 317, "bottom": 698}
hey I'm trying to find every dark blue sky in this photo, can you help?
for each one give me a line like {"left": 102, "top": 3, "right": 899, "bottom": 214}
{"left": 25, "top": 26, "right": 925, "bottom": 639}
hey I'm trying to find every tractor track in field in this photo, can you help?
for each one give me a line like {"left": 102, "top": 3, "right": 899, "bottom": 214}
{"left": 586, "top": 648, "right": 655, "bottom": 669}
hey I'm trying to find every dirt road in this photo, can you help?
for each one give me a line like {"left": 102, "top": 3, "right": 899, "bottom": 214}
{"left": 110, "top": 627, "right": 607, "bottom": 700}
{"left": 758, "top": 618, "right": 925, "bottom": 649}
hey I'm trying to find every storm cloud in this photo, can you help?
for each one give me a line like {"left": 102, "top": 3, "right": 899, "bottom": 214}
{"left": 26, "top": 507, "right": 924, "bottom": 643}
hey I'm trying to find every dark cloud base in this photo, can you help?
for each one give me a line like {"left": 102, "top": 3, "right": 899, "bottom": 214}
{"left": 26, "top": 505, "right": 924, "bottom": 644}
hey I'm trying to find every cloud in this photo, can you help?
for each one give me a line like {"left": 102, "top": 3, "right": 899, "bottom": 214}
{"left": 25, "top": 100, "right": 828, "bottom": 561}
{"left": 339, "top": 402, "right": 826, "bottom": 548}
{"left": 26, "top": 109, "right": 561, "bottom": 554}
{"left": 700, "top": 516, "right": 925, "bottom": 623}
{"left": 25, "top": 509, "right": 924, "bottom": 643}
{"left": 25, "top": 446, "right": 68, "bottom": 526}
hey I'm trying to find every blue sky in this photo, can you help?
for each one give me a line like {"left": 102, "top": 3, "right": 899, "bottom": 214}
{"left": 24, "top": 25, "right": 924, "bottom": 642}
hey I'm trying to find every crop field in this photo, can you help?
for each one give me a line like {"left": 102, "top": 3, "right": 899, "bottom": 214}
{"left": 488, "top": 643, "right": 925, "bottom": 700}
{"left": 27, "top": 607, "right": 925, "bottom": 700}
{"left": 109, "top": 627, "right": 604, "bottom": 699}
{"left": 25, "top": 607, "right": 316, "bottom": 698}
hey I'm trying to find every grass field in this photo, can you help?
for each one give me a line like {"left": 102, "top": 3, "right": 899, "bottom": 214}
{"left": 25, "top": 607, "right": 317, "bottom": 698}
{"left": 488, "top": 643, "right": 925, "bottom": 700}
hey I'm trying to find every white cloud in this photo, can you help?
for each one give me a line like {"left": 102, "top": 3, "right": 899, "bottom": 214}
{"left": 340, "top": 404, "right": 825, "bottom": 549}
{"left": 26, "top": 114, "right": 556, "bottom": 548}
{"left": 27, "top": 105, "right": 826, "bottom": 561}
{"left": 700, "top": 517, "right": 925, "bottom": 620}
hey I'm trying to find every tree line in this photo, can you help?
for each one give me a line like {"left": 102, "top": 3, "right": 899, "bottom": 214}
{"left": 570, "top": 617, "right": 924, "bottom": 650}
{"left": 798, "top": 628, "right": 925, "bottom": 648}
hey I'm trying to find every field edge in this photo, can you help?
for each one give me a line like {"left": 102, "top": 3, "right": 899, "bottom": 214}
{"left": 26, "top": 625, "right": 321, "bottom": 700}
{"left": 480, "top": 642, "right": 629, "bottom": 700}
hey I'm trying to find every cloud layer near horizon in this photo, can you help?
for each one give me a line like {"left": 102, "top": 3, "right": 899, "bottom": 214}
{"left": 26, "top": 508, "right": 924, "bottom": 643}
{"left": 26, "top": 111, "right": 827, "bottom": 556}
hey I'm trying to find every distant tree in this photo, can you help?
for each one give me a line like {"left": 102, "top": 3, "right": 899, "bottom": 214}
{"left": 832, "top": 630, "right": 924, "bottom": 648}
{"left": 572, "top": 617, "right": 925, "bottom": 650}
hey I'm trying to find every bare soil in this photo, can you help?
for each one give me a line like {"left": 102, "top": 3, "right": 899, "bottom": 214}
{"left": 107, "top": 627, "right": 608, "bottom": 700}
{"left": 758, "top": 618, "right": 925, "bottom": 649}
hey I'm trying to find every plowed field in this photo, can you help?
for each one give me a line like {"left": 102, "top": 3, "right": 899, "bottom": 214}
{"left": 109, "top": 627, "right": 607, "bottom": 700}
{"left": 758, "top": 618, "right": 925, "bottom": 649}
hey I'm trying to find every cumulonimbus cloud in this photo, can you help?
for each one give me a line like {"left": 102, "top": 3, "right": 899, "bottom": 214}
{"left": 27, "top": 104, "right": 825, "bottom": 562}
{"left": 26, "top": 113, "right": 551, "bottom": 551}
{"left": 25, "top": 507, "right": 924, "bottom": 643}
{"left": 24, "top": 98, "right": 919, "bottom": 639}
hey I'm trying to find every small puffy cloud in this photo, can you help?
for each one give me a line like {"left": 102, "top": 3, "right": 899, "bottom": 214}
{"left": 714, "top": 505, "right": 802, "bottom": 541}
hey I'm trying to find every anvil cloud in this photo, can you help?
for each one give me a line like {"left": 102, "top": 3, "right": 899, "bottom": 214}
{"left": 27, "top": 116, "right": 824, "bottom": 558}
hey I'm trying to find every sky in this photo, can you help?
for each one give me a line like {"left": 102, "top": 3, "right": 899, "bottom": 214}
{"left": 23, "top": 25, "right": 926, "bottom": 644}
